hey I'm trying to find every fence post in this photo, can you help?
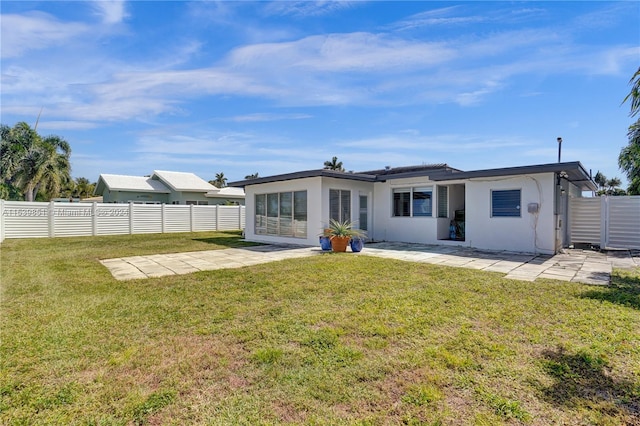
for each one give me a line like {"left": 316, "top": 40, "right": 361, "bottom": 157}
{"left": 0, "top": 199, "right": 4, "bottom": 243}
{"left": 92, "top": 202, "right": 97, "bottom": 236}
{"left": 215, "top": 205, "right": 219, "bottom": 231}
{"left": 600, "top": 196, "right": 608, "bottom": 249}
{"left": 239, "top": 205, "right": 243, "bottom": 230}
{"left": 129, "top": 202, "right": 134, "bottom": 234}
{"left": 48, "top": 201, "right": 55, "bottom": 238}
{"left": 161, "top": 203, "right": 166, "bottom": 234}
{"left": 190, "top": 204, "right": 195, "bottom": 232}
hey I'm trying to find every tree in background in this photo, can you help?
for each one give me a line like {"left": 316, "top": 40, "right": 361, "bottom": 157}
{"left": 74, "top": 177, "right": 95, "bottom": 198}
{"left": 210, "top": 172, "right": 227, "bottom": 188}
{"left": 244, "top": 173, "right": 259, "bottom": 179}
{"left": 323, "top": 156, "right": 344, "bottom": 171}
{"left": 594, "top": 171, "right": 607, "bottom": 192}
{"left": 1, "top": 122, "right": 71, "bottom": 201}
{"left": 619, "top": 67, "right": 640, "bottom": 195}
{"left": 606, "top": 177, "right": 626, "bottom": 195}
{"left": 593, "top": 171, "right": 626, "bottom": 195}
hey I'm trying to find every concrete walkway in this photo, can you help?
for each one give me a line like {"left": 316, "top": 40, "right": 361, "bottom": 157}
{"left": 100, "top": 242, "right": 639, "bottom": 284}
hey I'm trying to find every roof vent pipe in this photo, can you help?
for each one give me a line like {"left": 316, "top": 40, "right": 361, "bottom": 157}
{"left": 557, "top": 137, "right": 562, "bottom": 163}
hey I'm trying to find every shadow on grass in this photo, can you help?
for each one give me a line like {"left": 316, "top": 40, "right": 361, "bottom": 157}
{"left": 580, "top": 270, "right": 640, "bottom": 310}
{"left": 539, "top": 346, "right": 639, "bottom": 419}
{"left": 192, "top": 232, "right": 265, "bottom": 249}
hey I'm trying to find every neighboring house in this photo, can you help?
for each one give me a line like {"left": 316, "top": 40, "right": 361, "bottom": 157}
{"left": 95, "top": 170, "right": 245, "bottom": 205}
{"left": 229, "top": 162, "right": 597, "bottom": 254}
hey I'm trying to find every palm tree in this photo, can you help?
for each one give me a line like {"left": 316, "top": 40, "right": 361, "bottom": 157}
{"left": 244, "top": 172, "right": 259, "bottom": 179}
{"left": 12, "top": 135, "right": 71, "bottom": 201}
{"left": 594, "top": 171, "right": 607, "bottom": 192}
{"left": 619, "top": 67, "right": 640, "bottom": 195}
{"left": 1, "top": 122, "right": 71, "bottom": 201}
{"left": 74, "top": 177, "right": 95, "bottom": 198}
{"left": 323, "top": 156, "right": 344, "bottom": 171}
{"left": 606, "top": 177, "right": 622, "bottom": 194}
{"left": 1, "top": 122, "right": 36, "bottom": 181}
{"left": 209, "top": 172, "right": 227, "bottom": 188}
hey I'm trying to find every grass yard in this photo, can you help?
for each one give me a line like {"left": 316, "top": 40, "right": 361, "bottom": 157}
{"left": 1, "top": 232, "right": 639, "bottom": 425}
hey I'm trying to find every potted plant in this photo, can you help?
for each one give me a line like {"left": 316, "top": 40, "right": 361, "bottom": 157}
{"left": 325, "top": 219, "right": 366, "bottom": 252}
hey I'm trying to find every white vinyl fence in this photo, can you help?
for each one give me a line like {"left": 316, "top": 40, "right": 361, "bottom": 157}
{"left": 569, "top": 195, "right": 640, "bottom": 250}
{"left": 0, "top": 200, "right": 245, "bottom": 243}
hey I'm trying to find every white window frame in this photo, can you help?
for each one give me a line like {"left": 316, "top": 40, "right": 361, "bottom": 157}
{"left": 392, "top": 186, "right": 433, "bottom": 217}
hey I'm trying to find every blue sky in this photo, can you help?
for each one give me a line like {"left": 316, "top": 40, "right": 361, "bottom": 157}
{"left": 1, "top": 1, "right": 639, "bottom": 185}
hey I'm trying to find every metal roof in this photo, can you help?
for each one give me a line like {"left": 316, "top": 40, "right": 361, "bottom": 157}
{"left": 205, "top": 187, "right": 246, "bottom": 199}
{"left": 229, "top": 161, "right": 597, "bottom": 191}
{"left": 430, "top": 161, "right": 597, "bottom": 190}
{"left": 152, "top": 170, "right": 217, "bottom": 192}
{"left": 228, "top": 169, "right": 378, "bottom": 187}
{"left": 96, "top": 174, "right": 171, "bottom": 193}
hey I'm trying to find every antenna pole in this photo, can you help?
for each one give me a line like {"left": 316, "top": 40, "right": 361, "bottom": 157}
{"left": 34, "top": 107, "right": 43, "bottom": 130}
{"left": 557, "top": 137, "right": 562, "bottom": 163}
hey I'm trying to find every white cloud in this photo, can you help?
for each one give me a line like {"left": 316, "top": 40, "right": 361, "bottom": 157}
{"left": 0, "top": 12, "right": 89, "bottom": 58}
{"left": 90, "top": 1, "right": 129, "bottom": 25}
{"left": 227, "top": 32, "right": 456, "bottom": 73}
{"left": 389, "top": 6, "right": 485, "bottom": 31}
{"left": 37, "top": 121, "right": 100, "bottom": 131}
{"left": 263, "top": 1, "right": 359, "bottom": 17}
{"left": 339, "top": 133, "right": 530, "bottom": 153}
{"left": 2, "top": 4, "right": 637, "bottom": 127}
{"left": 226, "top": 113, "right": 313, "bottom": 122}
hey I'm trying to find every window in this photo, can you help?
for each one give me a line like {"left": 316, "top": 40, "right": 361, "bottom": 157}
{"left": 437, "top": 186, "right": 448, "bottom": 218}
{"left": 393, "top": 189, "right": 410, "bottom": 217}
{"left": 293, "top": 191, "right": 307, "bottom": 237}
{"left": 412, "top": 187, "right": 432, "bottom": 217}
{"left": 186, "top": 200, "right": 208, "bottom": 205}
{"left": 393, "top": 187, "right": 433, "bottom": 217}
{"left": 359, "top": 195, "right": 368, "bottom": 231}
{"left": 329, "top": 189, "right": 351, "bottom": 222}
{"left": 255, "top": 191, "right": 307, "bottom": 237}
{"left": 491, "top": 189, "right": 521, "bottom": 217}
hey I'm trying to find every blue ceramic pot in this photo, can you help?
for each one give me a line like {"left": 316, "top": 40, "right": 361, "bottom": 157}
{"left": 350, "top": 238, "right": 364, "bottom": 252}
{"left": 319, "top": 236, "right": 332, "bottom": 251}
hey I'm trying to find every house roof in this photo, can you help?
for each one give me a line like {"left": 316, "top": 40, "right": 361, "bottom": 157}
{"left": 205, "top": 186, "right": 246, "bottom": 199}
{"left": 152, "top": 170, "right": 217, "bottom": 192}
{"left": 228, "top": 169, "right": 379, "bottom": 187}
{"left": 430, "top": 161, "right": 597, "bottom": 191}
{"left": 229, "top": 161, "right": 597, "bottom": 191}
{"left": 95, "top": 174, "right": 171, "bottom": 194}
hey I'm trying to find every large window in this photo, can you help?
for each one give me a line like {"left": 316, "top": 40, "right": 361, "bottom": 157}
{"left": 393, "top": 187, "right": 433, "bottom": 217}
{"left": 491, "top": 189, "right": 521, "bottom": 217}
{"left": 255, "top": 191, "right": 307, "bottom": 237}
{"left": 330, "top": 189, "right": 351, "bottom": 222}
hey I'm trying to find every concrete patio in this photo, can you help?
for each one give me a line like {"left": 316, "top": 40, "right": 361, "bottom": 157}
{"left": 100, "top": 242, "right": 639, "bottom": 284}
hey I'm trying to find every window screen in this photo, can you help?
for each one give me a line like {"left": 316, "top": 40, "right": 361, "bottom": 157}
{"left": 437, "top": 186, "right": 448, "bottom": 218}
{"left": 491, "top": 189, "right": 521, "bottom": 217}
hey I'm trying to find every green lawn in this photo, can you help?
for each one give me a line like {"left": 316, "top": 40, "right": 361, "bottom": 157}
{"left": 1, "top": 232, "right": 639, "bottom": 425}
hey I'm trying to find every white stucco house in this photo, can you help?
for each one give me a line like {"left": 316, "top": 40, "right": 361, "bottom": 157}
{"left": 228, "top": 162, "right": 597, "bottom": 254}
{"left": 95, "top": 170, "right": 245, "bottom": 205}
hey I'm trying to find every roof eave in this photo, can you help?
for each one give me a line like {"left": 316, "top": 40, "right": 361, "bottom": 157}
{"left": 229, "top": 169, "right": 377, "bottom": 187}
